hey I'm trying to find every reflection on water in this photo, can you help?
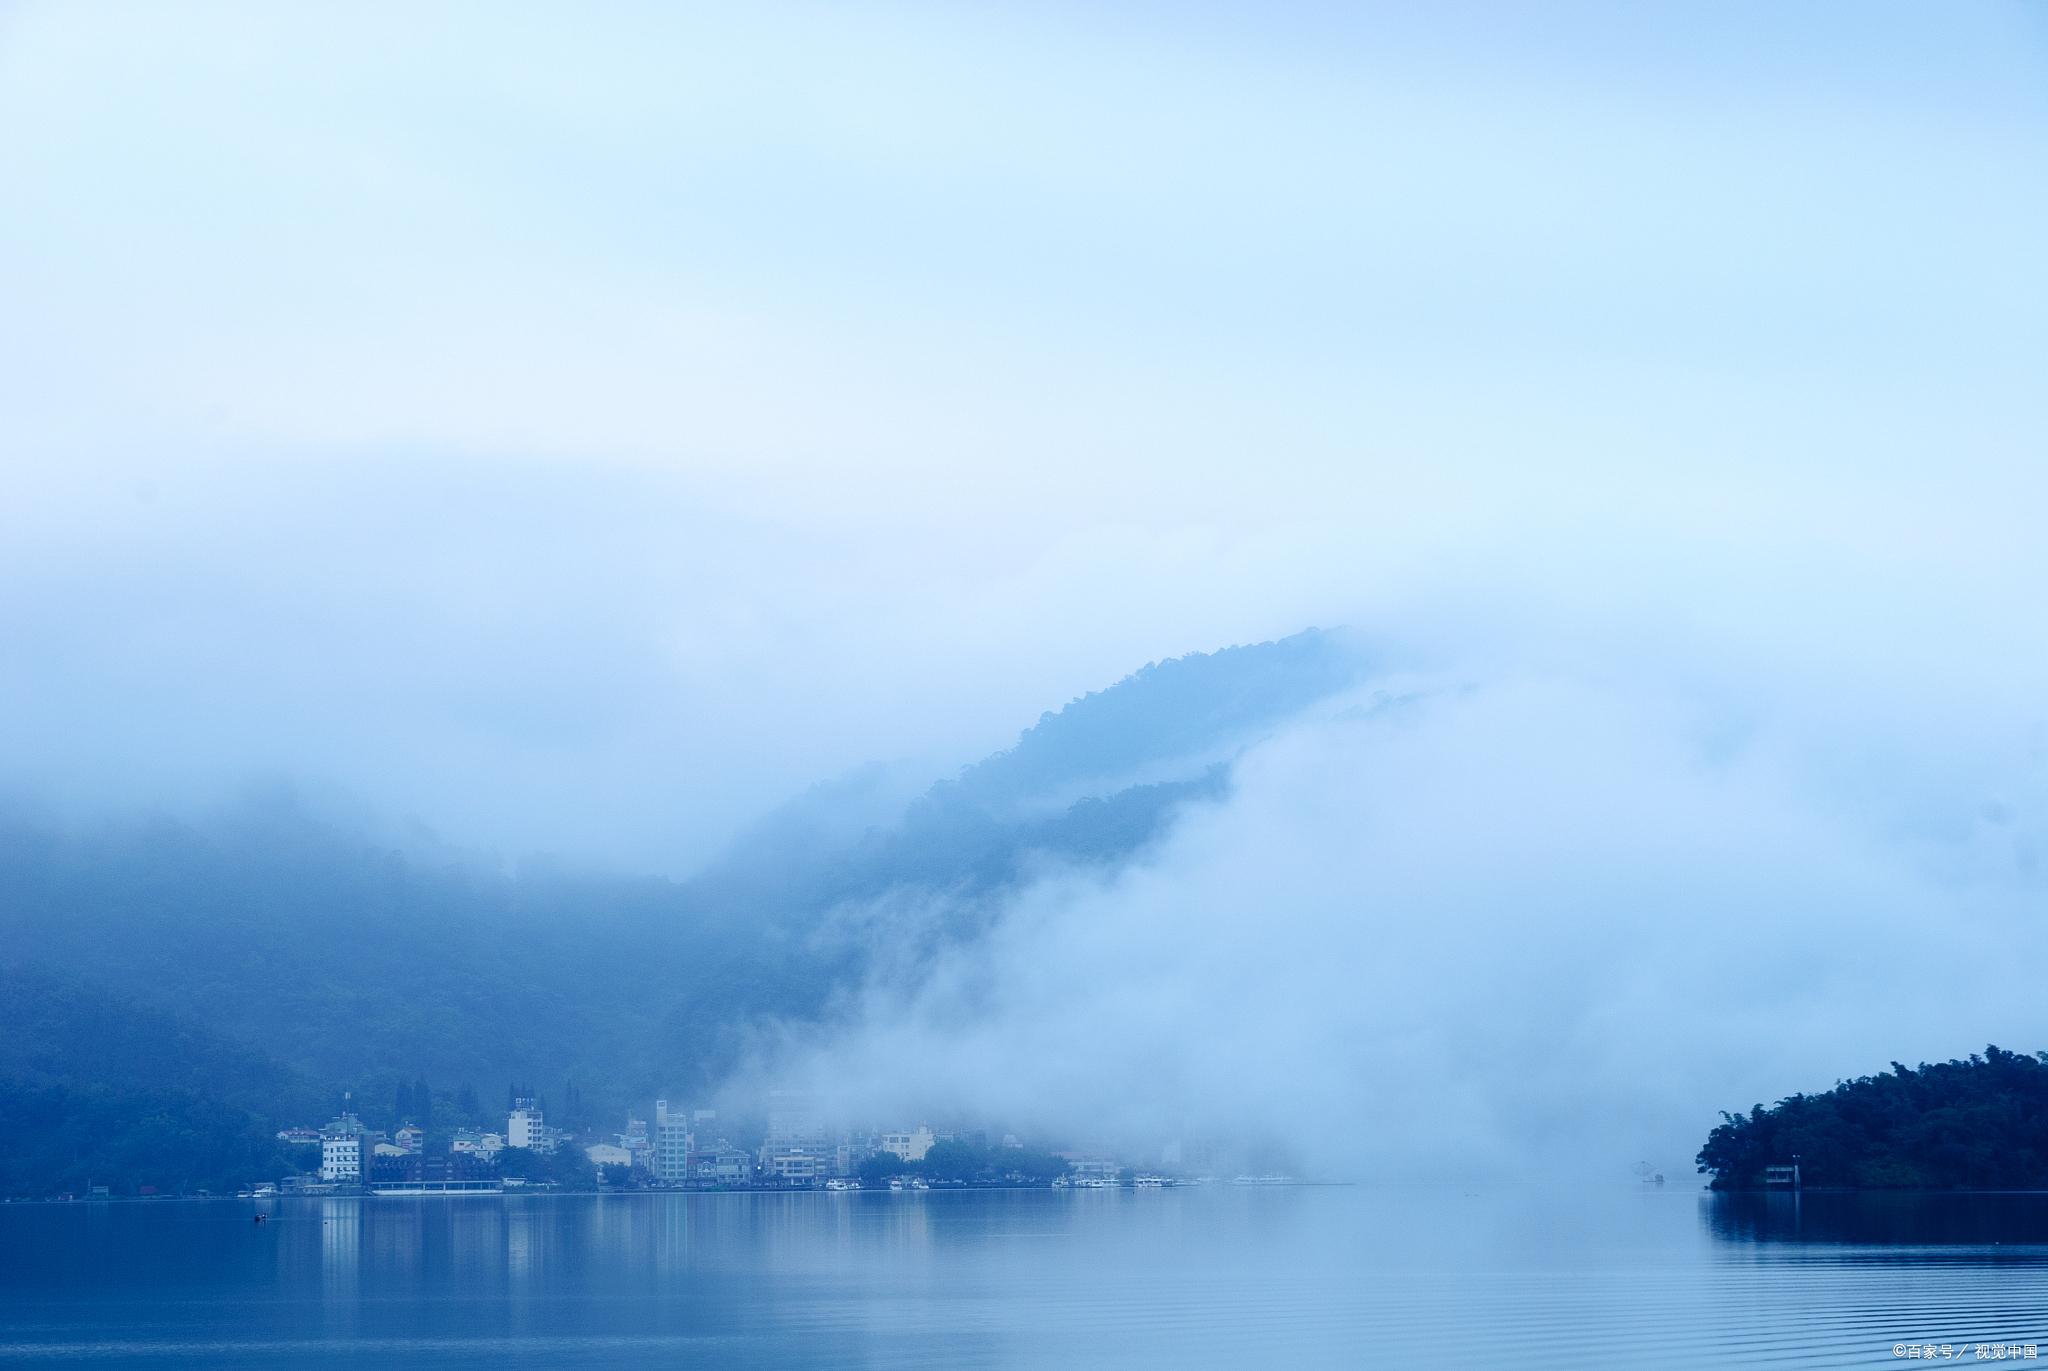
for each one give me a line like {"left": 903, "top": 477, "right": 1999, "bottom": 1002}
{"left": 1705, "top": 1189, "right": 2048, "bottom": 1250}
{"left": 1, "top": 1188, "right": 2046, "bottom": 1367}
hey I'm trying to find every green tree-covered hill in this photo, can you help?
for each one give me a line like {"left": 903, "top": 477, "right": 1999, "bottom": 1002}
{"left": 1697, "top": 1047, "right": 2048, "bottom": 1189}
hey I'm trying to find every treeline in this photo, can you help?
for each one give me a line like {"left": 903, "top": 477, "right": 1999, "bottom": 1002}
{"left": 1697, "top": 1046, "right": 2048, "bottom": 1189}
{"left": 856, "top": 1140, "right": 1070, "bottom": 1187}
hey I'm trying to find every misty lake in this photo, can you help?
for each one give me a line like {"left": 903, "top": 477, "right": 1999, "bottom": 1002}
{"left": 3, "top": 1187, "right": 2046, "bottom": 1368}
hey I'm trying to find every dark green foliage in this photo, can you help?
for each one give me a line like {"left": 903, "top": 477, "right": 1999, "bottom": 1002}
{"left": 497, "top": 1146, "right": 595, "bottom": 1190}
{"left": 1697, "top": 1047, "right": 2048, "bottom": 1189}
{"left": 856, "top": 1151, "right": 905, "bottom": 1186}
{"left": 917, "top": 1140, "right": 1070, "bottom": 1185}
{"left": 0, "top": 969, "right": 320, "bottom": 1196}
{"left": 857, "top": 1141, "right": 1068, "bottom": 1186}
{"left": 0, "top": 1081, "right": 293, "bottom": 1198}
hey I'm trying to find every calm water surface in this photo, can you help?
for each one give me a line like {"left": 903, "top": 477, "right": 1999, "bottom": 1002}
{"left": 3, "top": 1187, "right": 2046, "bottom": 1367}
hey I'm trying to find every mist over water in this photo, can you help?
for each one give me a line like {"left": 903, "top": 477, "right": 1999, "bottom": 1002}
{"left": 748, "top": 610, "right": 2048, "bottom": 1180}
{"left": 2, "top": 0, "right": 2046, "bottom": 1205}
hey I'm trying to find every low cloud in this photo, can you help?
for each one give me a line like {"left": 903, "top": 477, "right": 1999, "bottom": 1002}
{"left": 745, "top": 649, "right": 2048, "bottom": 1182}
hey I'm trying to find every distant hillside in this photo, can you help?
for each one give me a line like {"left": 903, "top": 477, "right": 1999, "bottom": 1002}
{"left": 0, "top": 968, "right": 323, "bottom": 1196}
{"left": 953, "top": 628, "right": 1361, "bottom": 813}
{"left": 0, "top": 628, "right": 1366, "bottom": 1194}
{"left": 691, "top": 627, "right": 1362, "bottom": 919}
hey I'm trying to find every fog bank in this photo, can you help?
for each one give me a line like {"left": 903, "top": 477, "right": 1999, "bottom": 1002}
{"left": 748, "top": 628, "right": 2048, "bottom": 1181}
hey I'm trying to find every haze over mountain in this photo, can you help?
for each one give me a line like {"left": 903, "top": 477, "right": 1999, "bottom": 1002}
{"left": 2, "top": 1, "right": 2044, "bottom": 1202}
{"left": 0, "top": 629, "right": 1368, "bottom": 1192}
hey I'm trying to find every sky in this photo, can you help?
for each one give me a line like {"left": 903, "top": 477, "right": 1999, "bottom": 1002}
{"left": 3, "top": 1, "right": 2046, "bottom": 875}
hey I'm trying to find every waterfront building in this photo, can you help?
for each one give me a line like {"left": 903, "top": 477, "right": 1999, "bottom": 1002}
{"left": 451, "top": 1129, "right": 504, "bottom": 1161}
{"left": 1059, "top": 1154, "right": 1121, "bottom": 1184}
{"left": 318, "top": 1106, "right": 370, "bottom": 1183}
{"left": 652, "top": 1099, "right": 693, "bottom": 1182}
{"left": 881, "top": 1125, "right": 935, "bottom": 1163}
{"left": 688, "top": 1147, "right": 752, "bottom": 1185}
{"left": 366, "top": 1151, "right": 498, "bottom": 1194}
{"left": 619, "top": 1116, "right": 651, "bottom": 1170}
{"left": 765, "top": 1151, "right": 823, "bottom": 1185}
{"left": 320, "top": 1131, "right": 366, "bottom": 1183}
{"left": 585, "top": 1143, "right": 633, "bottom": 1169}
{"left": 834, "top": 1137, "right": 861, "bottom": 1176}
{"left": 507, "top": 1099, "right": 554, "bottom": 1153}
{"left": 395, "top": 1125, "right": 425, "bottom": 1154}
{"left": 765, "top": 1092, "right": 823, "bottom": 1149}
{"left": 762, "top": 1091, "right": 837, "bottom": 1174}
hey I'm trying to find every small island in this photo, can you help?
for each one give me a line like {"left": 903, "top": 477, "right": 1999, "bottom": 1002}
{"left": 1698, "top": 1046, "right": 2048, "bottom": 1190}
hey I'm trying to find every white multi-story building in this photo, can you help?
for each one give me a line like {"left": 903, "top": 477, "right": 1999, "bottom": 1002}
{"left": 452, "top": 1130, "right": 504, "bottom": 1161}
{"left": 320, "top": 1134, "right": 364, "bottom": 1182}
{"left": 319, "top": 1131, "right": 368, "bottom": 1188}
{"left": 880, "top": 1125, "right": 935, "bottom": 1163}
{"left": 765, "top": 1151, "right": 823, "bottom": 1184}
{"left": 319, "top": 1110, "right": 368, "bottom": 1183}
{"left": 507, "top": 1100, "right": 553, "bottom": 1153}
{"left": 653, "top": 1100, "right": 692, "bottom": 1182}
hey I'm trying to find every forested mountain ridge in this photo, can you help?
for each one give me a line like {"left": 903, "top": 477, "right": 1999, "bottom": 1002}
{"left": 0, "top": 628, "right": 1366, "bottom": 1194}
{"left": 688, "top": 627, "right": 1361, "bottom": 915}
{"left": 950, "top": 628, "right": 1362, "bottom": 812}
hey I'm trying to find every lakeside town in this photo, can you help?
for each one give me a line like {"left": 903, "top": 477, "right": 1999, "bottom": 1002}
{"left": 210, "top": 1092, "right": 1292, "bottom": 1200}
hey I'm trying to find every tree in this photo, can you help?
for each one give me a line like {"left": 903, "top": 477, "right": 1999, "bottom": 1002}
{"left": 998, "top": 1149, "right": 1071, "bottom": 1184}
{"left": 414, "top": 1076, "right": 432, "bottom": 1132}
{"left": 858, "top": 1152, "right": 908, "bottom": 1186}
{"left": 498, "top": 1146, "right": 596, "bottom": 1190}
{"left": 919, "top": 1139, "right": 988, "bottom": 1183}
{"left": 1697, "top": 1046, "right": 2048, "bottom": 1189}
